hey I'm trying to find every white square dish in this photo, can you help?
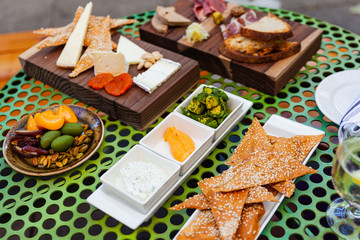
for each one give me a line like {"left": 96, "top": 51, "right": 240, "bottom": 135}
{"left": 173, "top": 84, "right": 245, "bottom": 141}
{"left": 100, "top": 144, "right": 180, "bottom": 214}
{"left": 174, "top": 115, "right": 325, "bottom": 239}
{"left": 140, "top": 113, "right": 214, "bottom": 175}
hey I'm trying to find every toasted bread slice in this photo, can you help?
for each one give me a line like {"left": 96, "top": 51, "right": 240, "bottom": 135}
{"left": 241, "top": 13, "right": 293, "bottom": 41}
{"left": 156, "top": 6, "right": 191, "bottom": 27}
{"left": 219, "top": 34, "right": 301, "bottom": 63}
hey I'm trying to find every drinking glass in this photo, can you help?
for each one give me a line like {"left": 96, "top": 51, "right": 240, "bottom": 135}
{"left": 326, "top": 124, "right": 360, "bottom": 240}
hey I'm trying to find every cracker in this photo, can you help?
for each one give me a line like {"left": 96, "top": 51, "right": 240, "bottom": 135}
{"left": 214, "top": 147, "right": 317, "bottom": 192}
{"left": 268, "top": 134, "right": 323, "bottom": 197}
{"left": 169, "top": 193, "right": 211, "bottom": 211}
{"left": 69, "top": 15, "right": 113, "bottom": 77}
{"left": 35, "top": 6, "right": 137, "bottom": 51}
{"left": 210, "top": 189, "right": 248, "bottom": 240}
{"left": 246, "top": 185, "right": 279, "bottom": 204}
{"left": 234, "top": 203, "right": 265, "bottom": 240}
{"left": 270, "top": 180, "right": 295, "bottom": 198}
{"left": 227, "top": 117, "right": 272, "bottom": 166}
{"left": 177, "top": 210, "right": 221, "bottom": 240}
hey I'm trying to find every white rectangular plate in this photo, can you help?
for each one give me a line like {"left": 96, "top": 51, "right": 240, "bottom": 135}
{"left": 87, "top": 95, "right": 253, "bottom": 229}
{"left": 174, "top": 114, "right": 324, "bottom": 239}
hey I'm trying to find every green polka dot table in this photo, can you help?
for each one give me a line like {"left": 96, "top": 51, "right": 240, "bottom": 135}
{"left": 0, "top": 6, "right": 360, "bottom": 240}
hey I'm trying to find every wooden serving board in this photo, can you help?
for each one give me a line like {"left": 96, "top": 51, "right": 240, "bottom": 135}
{"left": 19, "top": 33, "right": 199, "bottom": 130}
{"left": 139, "top": 0, "right": 323, "bottom": 95}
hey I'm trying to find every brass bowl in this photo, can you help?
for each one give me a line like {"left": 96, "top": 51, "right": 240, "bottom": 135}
{"left": 3, "top": 104, "right": 104, "bottom": 176}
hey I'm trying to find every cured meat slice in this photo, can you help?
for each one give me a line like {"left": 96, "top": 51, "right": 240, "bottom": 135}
{"left": 220, "top": 10, "right": 258, "bottom": 39}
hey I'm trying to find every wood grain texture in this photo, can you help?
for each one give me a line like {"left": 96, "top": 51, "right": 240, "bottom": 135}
{"left": 139, "top": 0, "right": 323, "bottom": 95}
{"left": 19, "top": 33, "right": 200, "bottom": 130}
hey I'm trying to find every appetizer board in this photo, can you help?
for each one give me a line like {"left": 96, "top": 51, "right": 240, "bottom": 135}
{"left": 174, "top": 114, "right": 325, "bottom": 239}
{"left": 19, "top": 33, "right": 199, "bottom": 130}
{"left": 139, "top": 0, "right": 323, "bottom": 95}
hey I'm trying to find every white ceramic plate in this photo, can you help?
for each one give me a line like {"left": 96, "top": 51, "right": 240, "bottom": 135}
{"left": 315, "top": 70, "right": 360, "bottom": 125}
{"left": 87, "top": 97, "right": 253, "bottom": 229}
{"left": 174, "top": 115, "right": 324, "bottom": 239}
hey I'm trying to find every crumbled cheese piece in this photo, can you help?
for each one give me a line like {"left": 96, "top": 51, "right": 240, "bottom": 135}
{"left": 185, "top": 22, "right": 210, "bottom": 43}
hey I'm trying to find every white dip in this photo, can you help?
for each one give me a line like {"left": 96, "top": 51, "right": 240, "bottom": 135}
{"left": 116, "top": 161, "right": 167, "bottom": 201}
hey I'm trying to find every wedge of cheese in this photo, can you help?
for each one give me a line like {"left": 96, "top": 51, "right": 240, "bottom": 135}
{"left": 93, "top": 51, "right": 128, "bottom": 76}
{"left": 57, "top": 2, "right": 93, "bottom": 68}
{"left": 117, "top": 36, "right": 147, "bottom": 64}
{"left": 133, "top": 58, "right": 181, "bottom": 93}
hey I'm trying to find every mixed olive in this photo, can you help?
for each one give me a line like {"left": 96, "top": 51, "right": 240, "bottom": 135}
{"left": 10, "top": 105, "right": 93, "bottom": 169}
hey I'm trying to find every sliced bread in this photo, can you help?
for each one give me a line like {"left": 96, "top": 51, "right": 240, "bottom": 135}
{"left": 241, "top": 13, "right": 293, "bottom": 41}
{"left": 219, "top": 34, "right": 301, "bottom": 63}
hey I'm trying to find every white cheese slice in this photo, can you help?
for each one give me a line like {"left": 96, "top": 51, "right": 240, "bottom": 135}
{"left": 117, "top": 36, "right": 147, "bottom": 64}
{"left": 133, "top": 58, "right": 181, "bottom": 93}
{"left": 56, "top": 2, "right": 93, "bottom": 68}
{"left": 93, "top": 51, "right": 128, "bottom": 76}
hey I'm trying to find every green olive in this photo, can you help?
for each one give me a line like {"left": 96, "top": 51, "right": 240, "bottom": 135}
{"left": 40, "top": 131, "right": 61, "bottom": 149}
{"left": 51, "top": 135, "right": 74, "bottom": 152}
{"left": 60, "top": 123, "right": 84, "bottom": 136}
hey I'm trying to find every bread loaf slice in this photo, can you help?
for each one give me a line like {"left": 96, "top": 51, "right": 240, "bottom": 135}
{"left": 219, "top": 34, "right": 301, "bottom": 63}
{"left": 156, "top": 6, "right": 191, "bottom": 26}
{"left": 241, "top": 13, "right": 293, "bottom": 41}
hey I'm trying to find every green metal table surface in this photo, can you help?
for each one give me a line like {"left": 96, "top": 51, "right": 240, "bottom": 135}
{"left": 0, "top": 6, "right": 359, "bottom": 240}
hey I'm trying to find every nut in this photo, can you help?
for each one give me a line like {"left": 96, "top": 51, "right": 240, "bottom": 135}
{"left": 79, "top": 144, "right": 88, "bottom": 153}
{"left": 76, "top": 153, "right": 84, "bottom": 160}
{"left": 55, "top": 162, "right": 63, "bottom": 168}
{"left": 62, "top": 158, "right": 68, "bottom": 166}
{"left": 84, "top": 130, "right": 93, "bottom": 137}
{"left": 147, "top": 56, "right": 156, "bottom": 64}
{"left": 137, "top": 60, "right": 146, "bottom": 70}
{"left": 141, "top": 52, "right": 151, "bottom": 60}
{"left": 144, "top": 61, "right": 153, "bottom": 69}
{"left": 151, "top": 51, "right": 162, "bottom": 60}
{"left": 32, "top": 157, "right": 38, "bottom": 166}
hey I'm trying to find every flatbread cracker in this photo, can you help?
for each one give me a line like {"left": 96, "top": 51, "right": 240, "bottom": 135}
{"left": 246, "top": 186, "right": 279, "bottom": 204}
{"left": 35, "top": 6, "right": 137, "bottom": 51}
{"left": 227, "top": 118, "right": 272, "bottom": 166}
{"left": 211, "top": 189, "right": 248, "bottom": 240}
{"left": 69, "top": 15, "right": 113, "bottom": 77}
{"left": 214, "top": 147, "right": 317, "bottom": 192}
{"left": 268, "top": 134, "right": 323, "bottom": 197}
{"left": 177, "top": 210, "right": 221, "bottom": 240}
{"left": 234, "top": 203, "right": 266, "bottom": 240}
{"left": 169, "top": 193, "right": 211, "bottom": 211}
{"left": 270, "top": 180, "right": 295, "bottom": 198}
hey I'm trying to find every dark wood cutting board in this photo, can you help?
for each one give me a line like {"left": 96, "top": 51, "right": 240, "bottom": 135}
{"left": 19, "top": 33, "right": 199, "bottom": 130}
{"left": 139, "top": 0, "right": 323, "bottom": 95}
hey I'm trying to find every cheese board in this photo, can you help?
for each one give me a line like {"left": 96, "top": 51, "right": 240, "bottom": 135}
{"left": 139, "top": 0, "right": 323, "bottom": 95}
{"left": 19, "top": 33, "right": 200, "bottom": 130}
